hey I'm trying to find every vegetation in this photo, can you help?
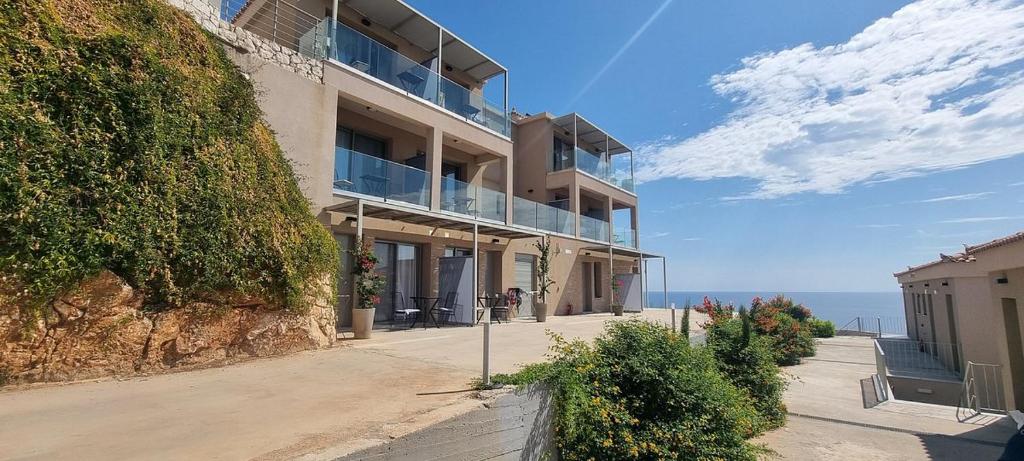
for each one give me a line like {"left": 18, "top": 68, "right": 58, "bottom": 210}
{"left": 351, "top": 240, "right": 383, "bottom": 309}
{"left": 498, "top": 320, "right": 769, "bottom": 460}
{"left": 532, "top": 237, "right": 556, "bottom": 303}
{"left": 807, "top": 317, "right": 836, "bottom": 338}
{"left": 748, "top": 295, "right": 818, "bottom": 365}
{"left": 0, "top": 0, "right": 338, "bottom": 318}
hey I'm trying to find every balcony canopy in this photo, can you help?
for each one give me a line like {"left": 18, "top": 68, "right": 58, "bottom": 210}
{"left": 552, "top": 113, "right": 632, "bottom": 155}
{"left": 343, "top": 0, "right": 507, "bottom": 82}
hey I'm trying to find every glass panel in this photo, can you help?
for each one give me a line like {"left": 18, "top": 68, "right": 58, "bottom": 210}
{"left": 579, "top": 214, "right": 610, "bottom": 242}
{"left": 574, "top": 147, "right": 609, "bottom": 180}
{"left": 440, "top": 176, "right": 506, "bottom": 221}
{"left": 609, "top": 152, "right": 635, "bottom": 193}
{"left": 308, "top": 19, "right": 509, "bottom": 136}
{"left": 373, "top": 242, "right": 395, "bottom": 321}
{"left": 512, "top": 196, "right": 575, "bottom": 235}
{"left": 395, "top": 244, "right": 419, "bottom": 304}
{"left": 333, "top": 148, "right": 430, "bottom": 207}
{"left": 613, "top": 229, "right": 637, "bottom": 248}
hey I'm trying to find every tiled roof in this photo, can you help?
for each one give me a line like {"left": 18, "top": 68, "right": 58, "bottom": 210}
{"left": 894, "top": 230, "right": 1023, "bottom": 276}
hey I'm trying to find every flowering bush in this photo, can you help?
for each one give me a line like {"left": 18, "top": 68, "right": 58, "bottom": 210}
{"left": 350, "top": 240, "right": 384, "bottom": 309}
{"left": 696, "top": 296, "right": 735, "bottom": 327}
{"left": 749, "top": 295, "right": 816, "bottom": 365}
{"left": 611, "top": 278, "right": 625, "bottom": 306}
{"left": 706, "top": 314, "right": 787, "bottom": 432}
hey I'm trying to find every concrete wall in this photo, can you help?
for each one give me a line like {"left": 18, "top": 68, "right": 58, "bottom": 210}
{"left": 888, "top": 376, "right": 962, "bottom": 406}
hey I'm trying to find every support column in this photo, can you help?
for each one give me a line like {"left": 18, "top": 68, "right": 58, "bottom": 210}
{"left": 329, "top": 0, "right": 339, "bottom": 58}
{"left": 662, "top": 257, "right": 668, "bottom": 312}
{"left": 503, "top": 156, "right": 513, "bottom": 224}
{"left": 638, "top": 255, "right": 645, "bottom": 311}
{"left": 572, "top": 179, "right": 581, "bottom": 239}
{"left": 503, "top": 71, "right": 509, "bottom": 135}
{"left": 436, "top": 27, "right": 443, "bottom": 100}
{"left": 356, "top": 199, "right": 364, "bottom": 241}
{"left": 607, "top": 196, "right": 614, "bottom": 244}
{"left": 426, "top": 127, "right": 443, "bottom": 210}
{"left": 608, "top": 246, "right": 614, "bottom": 311}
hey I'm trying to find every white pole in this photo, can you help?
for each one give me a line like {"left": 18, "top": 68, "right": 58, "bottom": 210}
{"left": 476, "top": 224, "right": 489, "bottom": 386}
{"left": 638, "top": 256, "right": 645, "bottom": 311}
{"left": 662, "top": 257, "right": 668, "bottom": 311}
{"left": 671, "top": 302, "right": 676, "bottom": 331}
{"left": 356, "top": 200, "right": 364, "bottom": 241}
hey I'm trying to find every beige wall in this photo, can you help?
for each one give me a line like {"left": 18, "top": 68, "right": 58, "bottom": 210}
{"left": 896, "top": 238, "right": 1024, "bottom": 410}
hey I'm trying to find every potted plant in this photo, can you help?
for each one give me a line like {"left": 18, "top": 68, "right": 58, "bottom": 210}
{"left": 533, "top": 237, "right": 557, "bottom": 322}
{"left": 351, "top": 239, "right": 384, "bottom": 339}
{"left": 611, "top": 277, "right": 624, "bottom": 316}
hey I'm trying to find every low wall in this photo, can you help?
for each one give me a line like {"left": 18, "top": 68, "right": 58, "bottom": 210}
{"left": 888, "top": 376, "right": 962, "bottom": 406}
{"left": 0, "top": 271, "right": 335, "bottom": 385}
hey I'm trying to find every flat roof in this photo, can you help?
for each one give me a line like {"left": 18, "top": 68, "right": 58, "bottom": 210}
{"left": 325, "top": 198, "right": 543, "bottom": 240}
{"left": 582, "top": 245, "right": 663, "bottom": 259}
{"left": 552, "top": 113, "right": 632, "bottom": 155}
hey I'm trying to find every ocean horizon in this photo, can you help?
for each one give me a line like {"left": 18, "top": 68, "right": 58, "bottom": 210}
{"left": 646, "top": 291, "right": 905, "bottom": 330}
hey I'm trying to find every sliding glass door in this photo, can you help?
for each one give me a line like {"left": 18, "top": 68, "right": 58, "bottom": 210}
{"left": 372, "top": 241, "right": 420, "bottom": 322}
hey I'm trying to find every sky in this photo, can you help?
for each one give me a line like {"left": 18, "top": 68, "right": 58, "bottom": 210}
{"left": 407, "top": 0, "right": 1024, "bottom": 292}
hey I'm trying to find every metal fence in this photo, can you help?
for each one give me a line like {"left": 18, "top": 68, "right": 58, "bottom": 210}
{"left": 219, "top": 0, "right": 322, "bottom": 55}
{"left": 875, "top": 338, "right": 962, "bottom": 380}
{"left": 958, "top": 362, "right": 1006, "bottom": 419}
{"left": 838, "top": 316, "right": 907, "bottom": 337}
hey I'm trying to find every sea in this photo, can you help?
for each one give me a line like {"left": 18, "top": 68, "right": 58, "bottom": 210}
{"left": 646, "top": 291, "right": 905, "bottom": 332}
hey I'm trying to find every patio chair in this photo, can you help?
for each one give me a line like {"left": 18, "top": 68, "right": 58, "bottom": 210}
{"left": 437, "top": 291, "right": 458, "bottom": 326}
{"left": 492, "top": 293, "right": 511, "bottom": 324}
{"left": 392, "top": 291, "right": 419, "bottom": 328}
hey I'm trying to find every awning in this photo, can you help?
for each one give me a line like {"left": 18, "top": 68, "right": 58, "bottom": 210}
{"left": 552, "top": 113, "right": 632, "bottom": 155}
{"left": 325, "top": 198, "right": 543, "bottom": 240}
{"left": 581, "top": 246, "right": 663, "bottom": 259}
{"left": 343, "top": 0, "right": 507, "bottom": 81}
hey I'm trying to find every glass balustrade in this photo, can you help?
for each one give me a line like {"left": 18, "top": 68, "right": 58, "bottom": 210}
{"left": 333, "top": 148, "right": 430, "bottom": 208}
{"left": 301, "top": 19, "right": 510, "bottom": 136}
{"left": 579, "top": 215, "right": 610, "bottom": 243}
{"left": 440, "top": 177, "right": 506, "bottom": 222}
{"left": 512, "top": 197, "right": 575, "bottom": 235}
{"left": 613, "top": 229, "right": 637, "bottom": 248}
{"left": 574, "top": 147, "right": 609, "bottom": 180}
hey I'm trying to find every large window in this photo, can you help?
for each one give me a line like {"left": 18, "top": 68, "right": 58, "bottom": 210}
{"left": 336, "top": 126, "right": 387, "bottom": 158}
{"left": 551, "top": 137, "right": 573, "bottom": 172}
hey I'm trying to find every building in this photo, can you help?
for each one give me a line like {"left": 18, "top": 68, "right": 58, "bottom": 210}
{"left": 205, "top": 0, "right": 666, "bottom": 327}
{"left": 893, "top": 231, "right": 1024, "bottom": 412}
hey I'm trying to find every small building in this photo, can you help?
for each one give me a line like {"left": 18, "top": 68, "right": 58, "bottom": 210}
{"left": 893, "top": 231, "right": 1024, "bottom": 412}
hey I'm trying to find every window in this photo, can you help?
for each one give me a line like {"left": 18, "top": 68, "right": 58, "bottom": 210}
{"left": 336, "top": 126, "right": 386, "bottom": 158}
{"left": 551, "top": 137, "right": 573, "bottom": 171}
{"left": 593, "top": 262, "right": 602, "bottom": 298}
{"left": 515, "top": 254, "right": 536, "bottom": 291}
{"left": 444, "top": 247, "right": 473, "bottom": 257}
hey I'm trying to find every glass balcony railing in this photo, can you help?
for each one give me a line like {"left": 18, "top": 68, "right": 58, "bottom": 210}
{"left": 333, "top": 148, "right": 430, "bottom": 208}
{"left": 440, "top": 177, "right": 506, "bottom": 222}
{"left": 560, "top": 147, "right": 635, "bottom": 193}
{"left": 613, "top": 229, "right": 637, "bottom": 248}
{"left": 301, "top": 19, "right": 510, "bottom": 136}
{"left": 513, "top": 197, "right": 575, "bottom": 235}
{"left": 580, "top": 215, "right": 610, "bottom": 243}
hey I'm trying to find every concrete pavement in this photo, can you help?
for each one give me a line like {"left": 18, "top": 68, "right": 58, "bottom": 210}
{"left": 0, "top": 310, "right": 697, "bottom": 461}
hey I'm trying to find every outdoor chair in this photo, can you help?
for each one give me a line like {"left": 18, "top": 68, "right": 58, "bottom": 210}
{"left": 491, "top": 293, "right": 511, "bottom": 324}
{"left": 437, "top": 291, "right": 458, "bottom": 326}
{"left": 392, "top": 291, "right": 419, "bottom": 328}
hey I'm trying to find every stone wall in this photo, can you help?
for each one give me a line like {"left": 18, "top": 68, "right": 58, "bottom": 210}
{"left": 165, "top": 0, "right": 323, "bottom": 82}
{"left": 0, "top": 271, "right": 336, "bottom": 385}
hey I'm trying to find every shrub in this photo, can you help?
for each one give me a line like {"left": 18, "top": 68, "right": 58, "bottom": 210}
{"left": 543, "top": 320, "right": 763, "bottom": 460}
{"left": 773, "top": 314, "right": 816, "bottom": 365}
{"left": 0, "top": 0, "right": 338, "bottom": 317}
{"left": 807, "top": 318, "right": 836, "bottom": 338}
{"left": 706, "top": 316, "right": 787, "bottom": 432}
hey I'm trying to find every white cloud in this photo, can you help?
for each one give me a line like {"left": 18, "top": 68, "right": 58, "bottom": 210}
{"left": 635, "top": 0, "right": 1024, "bottom": 198}
{"left": 644, "top": 231, "right": 672, "bottom": 239}
{"left": 937, "top": 216, "right": 1023, "bottom": 223}
{"left": 914, "top": 192, "right": 994, "bottom": 202}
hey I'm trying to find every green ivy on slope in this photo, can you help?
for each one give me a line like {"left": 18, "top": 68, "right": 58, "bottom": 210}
{"left": 0, "top": 0, "right": 338, "bottom": 316}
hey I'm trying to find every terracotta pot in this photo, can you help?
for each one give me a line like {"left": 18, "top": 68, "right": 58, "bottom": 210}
{"left": 612, "top": 304, "right": 624, "bottom": 316}
{"left": 352, "top": 307, "right": 376, "bottom": 339}
{"left": 535, "top": 302, "right": 548, "bottom": 322}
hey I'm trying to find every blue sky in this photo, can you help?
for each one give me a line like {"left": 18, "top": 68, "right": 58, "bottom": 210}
{"left": 408, "top": 0, "right": 1024, "bottom": 292}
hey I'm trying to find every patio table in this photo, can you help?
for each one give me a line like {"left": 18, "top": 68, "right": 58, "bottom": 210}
{"left": 409, "top": 296, "right": 441, "bottom": 329}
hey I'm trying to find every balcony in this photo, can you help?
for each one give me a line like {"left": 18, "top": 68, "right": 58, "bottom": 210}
{"left": 513, "top": 197, "right": 575, "bottom": 235}
{"left": 333, "top": 148, "right": 431, "bottom": 208}
{"left": 551, "top": 114, "right": 635, "bottom": 194}
{"left": 580, "top": 215, "right": 610, "bottom": 243}
{"left": 440, "top": 177, "right": 506, "bottom": 222}
{"left": 297, "top": 18, "right": 510, "bottom": 136}
{"left": 613, "top": 229, "right": 637, "bottom": 248}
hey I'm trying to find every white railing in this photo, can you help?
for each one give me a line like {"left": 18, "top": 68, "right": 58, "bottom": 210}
{"left": 874, "top": 340, "right": 890, "bottom": 401}
{"left": 958, "top": 361, "right": 1006, "bottom": 420}
{"left": 220, "top": 0, "right": 320, "bottom": 54}
{"left": 838, "top": 316, "right": 907, "bottom": 337}
{"left": 875, "top": 338, "right": 962, "bottom": 379}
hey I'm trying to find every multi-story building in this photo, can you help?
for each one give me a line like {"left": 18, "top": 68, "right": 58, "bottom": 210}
{"left": 212, "top": 0, "right": 664, "bottom": 327}
{"left": 893, "top": 231, "right": 1024, "bottom": 412}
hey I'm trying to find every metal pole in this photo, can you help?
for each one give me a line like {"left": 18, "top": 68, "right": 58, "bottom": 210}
{"left": 356, "top": 200, "right": 364, "bottom": 241}
{"left": 272, "top": 0, "right": 279, "bottom": 44}
{"left": 877, "top": 317, "right": 882, "bottom": 338}
{"left": 436, "top": 27, "right": 443, "bottom": 102}
{"left": 671, "top": 302, "right": 676, "bottom": 331}
{"left": 638, "top": 256, "right": 645, "bottom": 311}
{"left": 330, "top": 0, "right": 339, "bottom": 58}
{"left": 503, "top": 71, "right": 509, "bottom": 135}
{"left": 476, "top": 224, "right": 489, "bottom": 386}
{"left": 857, "top": 317, "right": 862, "bottom": 333}
{"left": 662, "top": 257, "right": 668, "bottom": 312}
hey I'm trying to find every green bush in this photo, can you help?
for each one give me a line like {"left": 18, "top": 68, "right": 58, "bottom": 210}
{"left": 772, "top": 314, "right": 816, "bottom": 365}
{"left": 541, "top": 319, "right": 763, "bottom": 460}
{"left": 706, "top": 317, "right": 787, "bottom": 432}
{"left": 807, "top": 318, "right": 836, "bottom": 338}
{"left": 0, "top": 0, "right": 337, "bottom": 317}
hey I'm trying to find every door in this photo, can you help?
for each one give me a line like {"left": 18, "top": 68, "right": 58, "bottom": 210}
{"left": 485, "top": 251, "right": 502, "bottom": 296}
{"left": 514, "top": 254, "right": 535, "bottom": 317}
{"left": 945, "top": 294, "right": 961, "bottom": 372}
{"left": 1003, "top": 298, "right": 1024, "bottom": 410}
{"left": 373, "top": 242, "right": 420, "bottom": 322}
{"left": 334, "top": 234, "right": 353, "bottom": 328}
{"left": 582, "top": 262, "right": 594, "bottom": 313}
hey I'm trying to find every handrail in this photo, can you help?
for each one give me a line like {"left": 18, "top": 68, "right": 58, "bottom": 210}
{"left": 957, "top": 361, "right": 1006, "bottom": 421}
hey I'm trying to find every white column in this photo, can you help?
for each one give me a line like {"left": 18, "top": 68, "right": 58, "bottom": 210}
{"left": 638, "top": 255, "right": 645, "bottom": 311}
{"left": 356, "top": 199, "right": 364, "bottom": 241}
{"left": 662, "top": 257, "right": 668, "bottom": 312}
{"left": 476, "top": 223, "right": 489, "bottom": 386}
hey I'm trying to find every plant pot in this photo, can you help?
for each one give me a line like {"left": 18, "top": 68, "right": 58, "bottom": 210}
{"left": 535, "top": 302, "right": 548, "bottom": 322}
{"left": 352, "top": 307, "right": 376, "bottom": 339}
{"left": 612, "top": 304, "right": 624, "bottom": 316}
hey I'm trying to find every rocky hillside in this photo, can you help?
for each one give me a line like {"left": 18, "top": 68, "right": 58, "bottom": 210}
{"left": 0, "top": 0, "right": 338, "bottom": 384}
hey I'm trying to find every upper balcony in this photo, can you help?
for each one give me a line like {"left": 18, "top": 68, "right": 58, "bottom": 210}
{"left": 550, "top": 113, "right": 635, "bottom": 194}
{"left": 220, "top": 0, "right": 510, "bottom": 137}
